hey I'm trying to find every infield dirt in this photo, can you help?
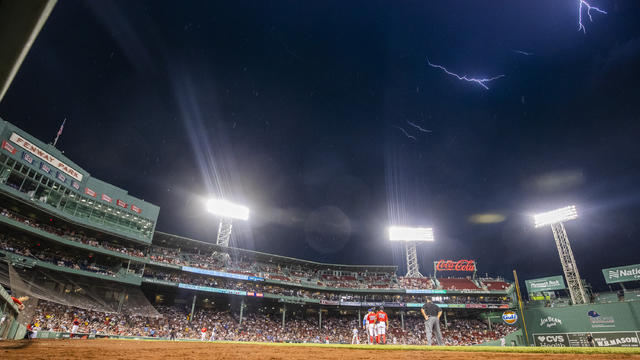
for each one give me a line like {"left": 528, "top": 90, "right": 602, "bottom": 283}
{"left": 2, "top": 340, "right": 640, "bottom": 360}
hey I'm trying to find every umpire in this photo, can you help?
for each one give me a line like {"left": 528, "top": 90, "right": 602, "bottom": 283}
{"left": 420, "top": 298, "right": 443, "bottom": 345}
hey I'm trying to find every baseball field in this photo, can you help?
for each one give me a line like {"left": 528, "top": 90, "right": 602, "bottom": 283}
{"left": 2, "top": 340, "right": 640, "bottom": 360}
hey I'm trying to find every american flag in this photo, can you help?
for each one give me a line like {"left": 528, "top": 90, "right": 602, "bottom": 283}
{"left": 53, "top": 118, "right": 66, "bottom": 147}
{"left": 57, "top": 119, "right": 65, "bottom": 135}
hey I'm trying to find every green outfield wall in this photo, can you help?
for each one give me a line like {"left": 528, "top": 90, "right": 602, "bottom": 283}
{"left": 476, "top": 328, "right": 523, "bottom": 346}
{"left": 524, "top": 301, "right": 640, "bottom": 347}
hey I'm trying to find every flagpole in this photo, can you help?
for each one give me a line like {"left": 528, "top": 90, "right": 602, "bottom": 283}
{"left": 53, "top": 118, "right": 66, "bottom": 147}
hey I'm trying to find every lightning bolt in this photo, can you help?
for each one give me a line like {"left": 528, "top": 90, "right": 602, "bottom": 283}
{"left": 406, "top": 120, "right": 432, "bottom": 133}
{"left": 394, "top": 126, "right": 416, "bottom": 140}
{"left": 426, "top": 58, "right": 505, "bottom": 90}
{"left": 512, "top": 50, "right": 533, "bottom": 56}
{"left": 578, "top": 0, "right": 606, "bottom": 33}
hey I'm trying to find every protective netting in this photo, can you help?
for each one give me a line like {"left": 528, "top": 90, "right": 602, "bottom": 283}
{"left": 0, "top": 262, "right": 160, "bottom": 322}
{"left": 5, "top": 264, "right": 36, "bottom": 324}
{"left": 119, "top": 285, "right": 161, "bottom": 318}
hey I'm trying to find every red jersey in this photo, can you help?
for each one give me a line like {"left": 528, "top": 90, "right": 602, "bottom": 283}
{"left": 376, "top": 311, "right": 388, "bottom": 323}
{"left": 366, "top": 313, "right": 377, "bottom": 324}
{"left": 201, "top": 327, "right": 207, "bottom": 333}
{"left": 11, "top": 296, "right": 22, "bottom": 306}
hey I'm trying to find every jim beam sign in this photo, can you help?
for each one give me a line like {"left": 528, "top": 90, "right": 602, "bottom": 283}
{"left": 9, "top": 133, "right": 83, "bottom": 181}
{"left": 525, "top": 275, "right": 566, "bottom": 293}
{"left": 602, "top": 264, "right": 640, "bottom": 284}
{"left": 539, "top": 316, "right": 563, "bottom": 328}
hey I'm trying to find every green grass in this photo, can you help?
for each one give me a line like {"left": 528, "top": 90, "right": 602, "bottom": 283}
{"left": 229, "top": 342, "right": 640, "bottom": 354}
{"left": 110, "top": 338, "right": 640, "bottom": 354}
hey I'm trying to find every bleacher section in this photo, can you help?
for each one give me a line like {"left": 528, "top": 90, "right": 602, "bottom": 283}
{"left": 401, "top": 277, "right": 434, "bottom": 289}
{"left": 438, "top": 278, "right": 480, "bottom": 290}
{"left": 483, "top": 281, "right": 511, "bottom": 291}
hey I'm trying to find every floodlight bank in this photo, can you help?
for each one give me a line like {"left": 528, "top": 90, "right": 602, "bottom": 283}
{"left": 206, "top": 199, "right": 249, "bottom": 220}
{"left": 533, "top": 205, "right": 577, "bottom": 228}
{"left": 388, "top": 226, "right": 434, "bottom": 242}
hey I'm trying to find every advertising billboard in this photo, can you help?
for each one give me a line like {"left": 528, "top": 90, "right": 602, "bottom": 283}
{"left": 602, "top": 264, "right": 640, "bottom": 284}
{"left": 525, "top": 275, "right": 566, "bottom": 293}
{"left": 533, "top": 332, "right": 640, "bottom": 347}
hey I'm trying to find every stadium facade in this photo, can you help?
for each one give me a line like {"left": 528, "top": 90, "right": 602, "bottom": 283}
{"left": 8, "top": 117, "right": 634, "bottom": 346}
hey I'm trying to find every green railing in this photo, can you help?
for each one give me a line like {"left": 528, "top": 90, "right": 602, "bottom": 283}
{"left": 0, "top": 186, "right": 152, "bottom": 244}
{"left": 0, "top": 250, "right": 142, "bottom": 285}
{"left": 0, "top": 215, "right": 148, "bottom": 264}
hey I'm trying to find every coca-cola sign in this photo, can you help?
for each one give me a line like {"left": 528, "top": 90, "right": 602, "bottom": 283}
{"left": 436, "top": 259, "right": 476, "bottom": 272}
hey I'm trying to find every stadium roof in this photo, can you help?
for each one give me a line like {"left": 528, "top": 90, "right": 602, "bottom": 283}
{"left": 153, "top": 231, "right": 399, "bottom": 273}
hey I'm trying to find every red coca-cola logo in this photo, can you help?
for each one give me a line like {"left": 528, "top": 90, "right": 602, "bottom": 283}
{"left": 436, "top": 259, "right": 475, "bottom": 272}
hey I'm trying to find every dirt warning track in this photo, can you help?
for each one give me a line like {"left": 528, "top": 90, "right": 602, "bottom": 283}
{"left": 2, "top": 340, "right": 640, "bottom": 360}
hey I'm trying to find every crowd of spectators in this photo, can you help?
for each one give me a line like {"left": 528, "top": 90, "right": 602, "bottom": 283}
{"left": 27, "top": 299, "right": 517, "bottom": 345}
{"left": 0, "top": 241, "right": 508, "bottom": 308}
{"left": 148, "top": 246, "right": 186, "bottom": 266}
{"left": 1, "top": 208, "right": 146, "bottom": 258}
{"left": 393, "top": 317, "right": 516, "bottom": 346}
{"left": 1, "top": 206, "right": 512, "bottom": 295}
{"left": 0, "top": 234, "right": 122, "bottom": 278}
{"left": 146, "top": 247, "right": 408, "bottom": 290}
{"left": 145, "top": 248, "right": 511, "bottom": 292}
{"left": 139, "top": 268, "right": 511, "bottom": 306}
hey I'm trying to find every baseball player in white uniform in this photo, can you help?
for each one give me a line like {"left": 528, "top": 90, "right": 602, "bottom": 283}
{"left": 352, "top": 327, "right": 360, "bottom": 344}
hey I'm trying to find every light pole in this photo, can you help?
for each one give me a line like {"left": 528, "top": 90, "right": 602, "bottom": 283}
{"left": 533, "top": 205, "right": 587, "bottom": 305}
{"left": 206, "top": 198, "right": 249, "bottom": 247}
{"left": 388, "top": 226, "right": 434, "bottom": 278}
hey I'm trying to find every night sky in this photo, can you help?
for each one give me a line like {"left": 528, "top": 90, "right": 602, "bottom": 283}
{"left": 1, "top": 1, "right": 640, "bottom": 291}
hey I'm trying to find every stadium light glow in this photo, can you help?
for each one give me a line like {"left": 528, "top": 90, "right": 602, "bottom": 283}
{"left": 532, "top": 204, "right": 586, "bottom": 305}
{"left": 206, "top": 199, "right": 249, "bottom": 220}
{"left": 388, "top": 226, "right": 434, "bottom": 242}
{"left": 533, "top": 205, "right": 577, "bottom": 228}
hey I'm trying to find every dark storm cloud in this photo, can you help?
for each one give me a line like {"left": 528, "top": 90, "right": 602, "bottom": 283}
{"left": 601, "top": 37, "right": 640, "bottom": 71}
{"left": 525, "top": 170, "right": 585, "bottom": 193}
{"left": 304, "top": 205, "right": 352, "bottom": 254}
{"left": 84, "top": 0, "right": 156, "bottom": 73}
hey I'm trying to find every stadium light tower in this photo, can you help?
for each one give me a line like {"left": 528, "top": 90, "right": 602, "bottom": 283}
{"left": 206, "top": 198, "right": 249, "bottom": 247}
{"left": 533, "top": 205, "right": 587, "bottom": 305}
{"left": 388, "top": 226, "right": 434, "bottom": 278}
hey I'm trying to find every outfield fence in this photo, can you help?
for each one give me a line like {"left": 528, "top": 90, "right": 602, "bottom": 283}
{"left": 524, "top": 300, "right": 640, "bottom": 347}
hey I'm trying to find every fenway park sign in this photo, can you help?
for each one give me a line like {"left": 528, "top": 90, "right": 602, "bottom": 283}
{"left": 9, "top": 133, "right": 83, "bottom": 181}
{"left": 436, "top": 259, "right": 476, "bottom": 272}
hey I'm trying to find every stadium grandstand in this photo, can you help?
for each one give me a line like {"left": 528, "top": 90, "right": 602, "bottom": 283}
{"left": 2, "top": 1, "right": 639, "bottom": 356}
{"left": 0, "top": 119, "right": 518, "bottom": 345}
